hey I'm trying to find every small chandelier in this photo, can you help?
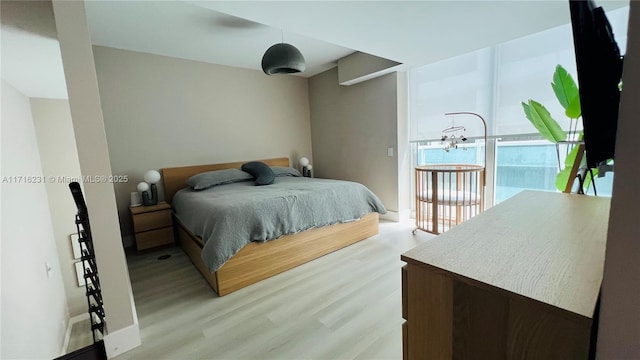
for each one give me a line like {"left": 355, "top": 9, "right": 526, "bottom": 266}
{"left": 261, "top": 31, "right": 305, "bottom": 75}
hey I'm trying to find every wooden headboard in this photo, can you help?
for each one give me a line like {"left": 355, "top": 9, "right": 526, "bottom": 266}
{"left": 161, "top": 157, "right": 290, "bottom": 204}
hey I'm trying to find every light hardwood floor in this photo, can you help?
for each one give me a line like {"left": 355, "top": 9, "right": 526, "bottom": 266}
{"left": 112, "top": 219, "right": 433, "bottom": 360}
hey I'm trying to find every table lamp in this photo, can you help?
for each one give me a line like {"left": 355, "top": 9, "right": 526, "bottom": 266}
{"left": 137, "top": 169, "right": 161, "bottom": 206}
{"left": 299, "top": 157, "right": 312, "bottom": 177}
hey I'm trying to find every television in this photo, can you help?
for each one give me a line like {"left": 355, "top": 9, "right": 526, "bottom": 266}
{"left": 569, "top": 0, "right": 624, "bottom": 169}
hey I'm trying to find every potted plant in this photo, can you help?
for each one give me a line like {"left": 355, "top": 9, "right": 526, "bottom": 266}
{"left": 521, "top": 64, "right": 594, "bottom": 192}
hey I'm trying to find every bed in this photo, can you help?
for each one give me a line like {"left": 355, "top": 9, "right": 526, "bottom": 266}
{"left": 161, "top": 157, "right": 386, "bottom": 296}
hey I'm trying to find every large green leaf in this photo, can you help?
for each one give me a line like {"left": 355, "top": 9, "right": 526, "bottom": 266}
{"left": 555, "top": 165, "right": 598, "bottom": 192}
{"left": 555, "top": 132, "right": 586, "bottom": 191}
{"left": 555, "top": 143, "right": 581, "bottom": 191}
{"left": 526, "top": 100, "right": 566, "bottom": 143}
{"left": 555, "top": 166, "right": 573, "bottom": 191}
{"left": 552, "top": 65, "right": 579, "bottom": 110}
{"left": 565, "top": 94, "right": 582, "bottom": 119}
{"left": 521, "top": 101, "right": 532, "bottom": 121}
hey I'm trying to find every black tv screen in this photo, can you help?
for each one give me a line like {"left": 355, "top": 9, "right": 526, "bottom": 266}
{"left": 569, "top": 0, "right": 623, "bottom": 169}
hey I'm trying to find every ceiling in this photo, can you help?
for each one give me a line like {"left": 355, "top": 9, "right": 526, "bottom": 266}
{"left": 1, "top": 1, "right": 67, "bottom": 98}
{"left": 84, "top": 1, "right": 354, "bottom": 78}
{"left": 0, "top": 0, "right": 630, "bottom": 99}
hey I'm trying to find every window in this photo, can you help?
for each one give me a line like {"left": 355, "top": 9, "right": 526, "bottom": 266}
{"left": 409, "top": 7, "right": 628, "bottom": 207}
{"left": 495, "top": 140, "right": 558, "bottom": 204}
{"left": 409, "top": 48, "right": 492, "bottom": 143}
{"left": 415, "top": 142, "right": 481, "bottom": 166}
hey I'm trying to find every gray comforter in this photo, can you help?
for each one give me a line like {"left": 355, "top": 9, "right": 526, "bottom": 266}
{"left": 172, "top": 177, "right": 386, "bottom": 272}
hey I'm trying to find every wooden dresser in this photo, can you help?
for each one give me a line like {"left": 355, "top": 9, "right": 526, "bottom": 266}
{"left": 130, "top": 201, "right": 173, "bottom": 252}
{"left": 401, "top": 190, "right": 611, "bottom": 359}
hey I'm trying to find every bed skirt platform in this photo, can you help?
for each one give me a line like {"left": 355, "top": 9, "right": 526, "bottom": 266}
{"left": 175, "top": 212, "right": 379, "bottom": 296}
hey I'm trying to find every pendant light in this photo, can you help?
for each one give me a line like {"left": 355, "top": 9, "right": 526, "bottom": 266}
{"left": 261, "top": 30, "right": 305, "bottom": 75}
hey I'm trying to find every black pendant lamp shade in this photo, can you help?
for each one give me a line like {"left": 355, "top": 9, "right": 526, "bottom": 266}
{"left": 261, "top": 43, "right": 306, "bottom": 75}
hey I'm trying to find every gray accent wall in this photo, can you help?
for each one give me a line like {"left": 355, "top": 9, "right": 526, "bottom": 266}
{"left": 309, "top": 68, "right": 402, "bottom": 213}
{"left": 92, "top": 46, "right": 313, "bottom": 245}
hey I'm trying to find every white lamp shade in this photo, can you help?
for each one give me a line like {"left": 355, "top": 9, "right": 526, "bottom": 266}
{"left": 137, "top": 182, "right": 149, "bottom": 192}
{"left": 299, "top": 157, "right": 310, "bottom": 167}
{"left": 306, "top": 165, "right": 313, "bottom": 170}
{"left": 144, "top": 170, "right": 161, "bottom": 184}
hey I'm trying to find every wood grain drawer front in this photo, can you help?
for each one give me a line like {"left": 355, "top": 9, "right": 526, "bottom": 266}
{"left": 134, "top": 210, "right": 172, "bottom": 232}
{"left": 403, "top": 322, "right": 408, "bottom": 360}
{"left": 136, "top": 227, "right": 174, "bottom": 251}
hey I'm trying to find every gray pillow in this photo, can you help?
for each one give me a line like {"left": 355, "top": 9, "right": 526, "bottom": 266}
{"left": 271, "top": 166, "right": 302, "bottom": 177}
{"left": 241, "top": 161, "right": 275, "bottom": 185}
{"left": 187, "top": 168, "right": 252, "bottom": 190}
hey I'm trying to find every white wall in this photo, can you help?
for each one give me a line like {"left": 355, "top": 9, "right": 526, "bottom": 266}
{"left": 597, "top": 1, "right": 640, "bottom": 357}
{"left": 396, "top": 72, "right": 411, "bottom": 215}
{"left": 31, "top": 98, "right": 86, "bottom": 317}
{"left": 1, "top": 80, "right": 69, "bottom": 359}
{"left": 309, "top": 68, "right": 401, "bottom": 214}
{"left": 91, "top": 46, "right": 313, "bottom": 245}
{"left": 52, "top": 1, "right": 140, "bottom": 357}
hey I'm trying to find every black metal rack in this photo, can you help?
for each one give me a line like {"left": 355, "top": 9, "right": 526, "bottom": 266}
{"left": 69, "top": 182, "right": 105, "bottom": 343}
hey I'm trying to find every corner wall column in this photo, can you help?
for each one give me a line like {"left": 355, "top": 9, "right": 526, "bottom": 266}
{"left": 51, "top": 1, "right": 140, "bottom": 357}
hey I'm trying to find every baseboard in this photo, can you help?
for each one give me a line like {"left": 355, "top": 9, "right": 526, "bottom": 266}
{"left": 104, "top": 322, "right": 141, "bottom": 358}
{"left": 398, "top": 208, "right": 411, "bottom": 221}
{"left": 71, "top": 313, "right": 90, "bottom": 323}
{"left": 61, "top": 313, "right": 90, "bottom": 355}
{"left": 379, "top": 211, "right": 399, "bottom": 222}
{"left": 61, "top": 318, "right": 71, "bottom": 356}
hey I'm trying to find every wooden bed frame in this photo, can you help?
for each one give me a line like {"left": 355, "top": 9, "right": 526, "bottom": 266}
{"left": 161, "top": 157, "right": 380, "bottom": 296}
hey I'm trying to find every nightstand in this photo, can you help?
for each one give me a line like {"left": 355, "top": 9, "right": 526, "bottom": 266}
{"left": 130, "top": 201, "right": 174, "bottom": 252}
